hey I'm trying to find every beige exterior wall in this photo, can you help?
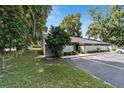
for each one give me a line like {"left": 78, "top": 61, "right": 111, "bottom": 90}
{"left": 63, "top": 45, "right": 74, "bottom": 52}
{"left": 84, "top": 45, "right": 109, "bottom": 52}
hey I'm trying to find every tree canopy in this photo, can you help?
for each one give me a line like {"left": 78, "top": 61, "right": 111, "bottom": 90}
{"left": 18, "top": 6, "right": 52, "bottom": 45}
{"left": 86, "top": 23, "right": 101, "bottom": 39}
{"left": 0, "top": 5, "right": 52, "bottom": 55}
{"left": 86, "top": 6, "right": 124, "bottom": 47}
{"left": 60, "top": 13, "right": 82, "bottom": 37}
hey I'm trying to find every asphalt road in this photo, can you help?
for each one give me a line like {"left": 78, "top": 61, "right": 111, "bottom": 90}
{"left": 68, "top": 52, "right": 124, "bottom": 88}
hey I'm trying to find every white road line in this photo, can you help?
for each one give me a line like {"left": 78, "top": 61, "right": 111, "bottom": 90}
{"left": 71, "top": 57, "right": 124, "bottom": 71}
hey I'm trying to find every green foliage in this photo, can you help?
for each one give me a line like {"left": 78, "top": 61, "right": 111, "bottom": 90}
{"left": 0, "top": 5, "right": 52, "bottom": 55}
{"left": 86, "top": 23, "right": 101, "bottom": 39}
{"left": 64, "top": 51, "right": 78, "bottom": 56}
{"left": 46, "top": 26, "right": 71, "bottom": 57}
{"left": 0, "top": 6, "right": 27, "bottom": 53}
{"left": 96, "top": 48, "right": 101, "bottom": 53}
{"left": 60, "top": 13, "right": 82, "bottom": 37}
{"left": 30, "top": 6, "right": 51, "bottom": 44}
{"left": 111, "top": 48, "right": 117, "bottom": 51}
{"left": 64, "top": 52, "right": 72, "bottom": 56}
{"left": 87, "top": 6, "right": 124, "bottom": 47}
{"left": 78, "top": 47, "right": 85, "bottom": 54}
{"left": 72, "top": 51, "right": 79, "bottom": 55}
{"left": 29, "top": 48, "right": 42, "bottom": 51}
{"left": 18, "top": 6, "right": 52, "bottom": 45}
{"left": 87, "top": 49, "right": 108, "bottom": 53}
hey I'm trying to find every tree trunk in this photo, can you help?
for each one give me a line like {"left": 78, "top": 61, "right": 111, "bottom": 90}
{"left": 33, "top": 14, "right": 36, "bottom": 38}
{"left": 0, "top": 48, "right": 5, "bottom": 70}
{"left": 2, "top": 56, "right": 5, "bottom": 70}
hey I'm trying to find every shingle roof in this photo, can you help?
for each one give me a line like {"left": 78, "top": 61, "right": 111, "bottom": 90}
{"left": 71, "top": 37, "right": 110, "bottom": 45}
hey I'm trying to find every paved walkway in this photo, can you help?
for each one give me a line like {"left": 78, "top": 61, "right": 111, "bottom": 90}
{"left": 67, "top": 53, "right": 124, "bottom": 88}
{"left": 61, "top": 54, "right": 92, "bottom": 59}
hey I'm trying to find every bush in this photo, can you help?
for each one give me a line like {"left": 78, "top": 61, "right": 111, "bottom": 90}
{"left": 87, "top": 50, "right": 98, "bottom": 53}
{"left": 72, "top": 51, "right": 78, "bottom": 55}
{"left": 46, "top": 26, "right": 70, "bottom": 57}
{"left": 111, "top": 48, "right": 117, "bottom": 51}
{"left": 78, "top": 47, "right": 82, "bottom": 53}
{"left": 63, "top": 51, "right": 78, "bottom": 56}
{"left": 96, "top": 48, "right": 100, "bottom": 53}
{"left": 87, "top": 49, "right": 108, "bottom": 53}
{"left": 64, "top": 52, "right": 72, "bottom": 56}
{"left": 78, "top": 47, "right": 85, "bottom": 54}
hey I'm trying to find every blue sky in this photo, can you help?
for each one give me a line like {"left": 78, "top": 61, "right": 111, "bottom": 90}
{"left": 46, "top": 5, "right": 109, "bottom": 37}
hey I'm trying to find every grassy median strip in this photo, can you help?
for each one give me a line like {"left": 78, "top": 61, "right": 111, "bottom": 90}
{"left": 0, "top": 51, "right": 112, "bottom": 88}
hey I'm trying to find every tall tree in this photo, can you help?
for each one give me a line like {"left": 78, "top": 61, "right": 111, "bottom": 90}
{"left": 60, "top": 13, "right": 82, "bottom": 37}
{"left": 0, "top": 6, "right": 26, "bottom": 53}
{"left": 87, "top": 6, "right": 109, "bottom": 42}
{"left": 107, "top": 6, "right": 124, "bottom": 46}
{"left": 18, "top": 6, "right": 52, "bottom": 45}
{"left": 87, "top": 6, "right": 124, "bottom": 46}
{"left": 86, "top": 23, "right": 101, "bottom": 39}
{"left": 0, "top": 6, "right": 28, "bottom": 69}
{"left": 0, "top": 6, "right": 52, "bottom": 66}
{"left": 0, "top": 5, "right": 52, "bottom": 53}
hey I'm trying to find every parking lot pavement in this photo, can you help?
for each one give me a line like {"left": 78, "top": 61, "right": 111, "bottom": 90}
{"left": 90, "top": 52, "right": 124, "bottom": 63}
{"left": 68, "top": 52, "right": 124, "bottom": 88}
{"left": 84, "top": 52, "right": 124, "bottom": 68}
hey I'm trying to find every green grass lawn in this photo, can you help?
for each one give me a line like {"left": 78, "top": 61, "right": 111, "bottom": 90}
{"left": 29, "top": 48, "right": 42, "bottom": 51}
{"left": 0, "top": 51, "right": 112, "bottom": 88}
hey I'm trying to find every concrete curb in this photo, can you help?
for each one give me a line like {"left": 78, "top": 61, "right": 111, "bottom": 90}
{"left": 61, "top": 52, "right": 113, "bottom": 59}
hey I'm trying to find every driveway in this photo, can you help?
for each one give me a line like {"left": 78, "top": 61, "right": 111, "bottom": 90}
{"left": 67, "top": 52, "right": 124, "bottom": 88}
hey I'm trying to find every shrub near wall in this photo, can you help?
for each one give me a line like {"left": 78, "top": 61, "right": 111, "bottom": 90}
{"left": 111, "top": 48, "right": 117, "bottom": 51}
{"left": 64, "top": 51, "right": 78, "bottom": 56}
{"left": 63, "top": 47, "right": 86, "bottom": 56}
{"left": 78, "top": 47, "right": 85, "bottom": 54}
{"left": 87, "top": 50, "right": 108, "bottom": 53}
